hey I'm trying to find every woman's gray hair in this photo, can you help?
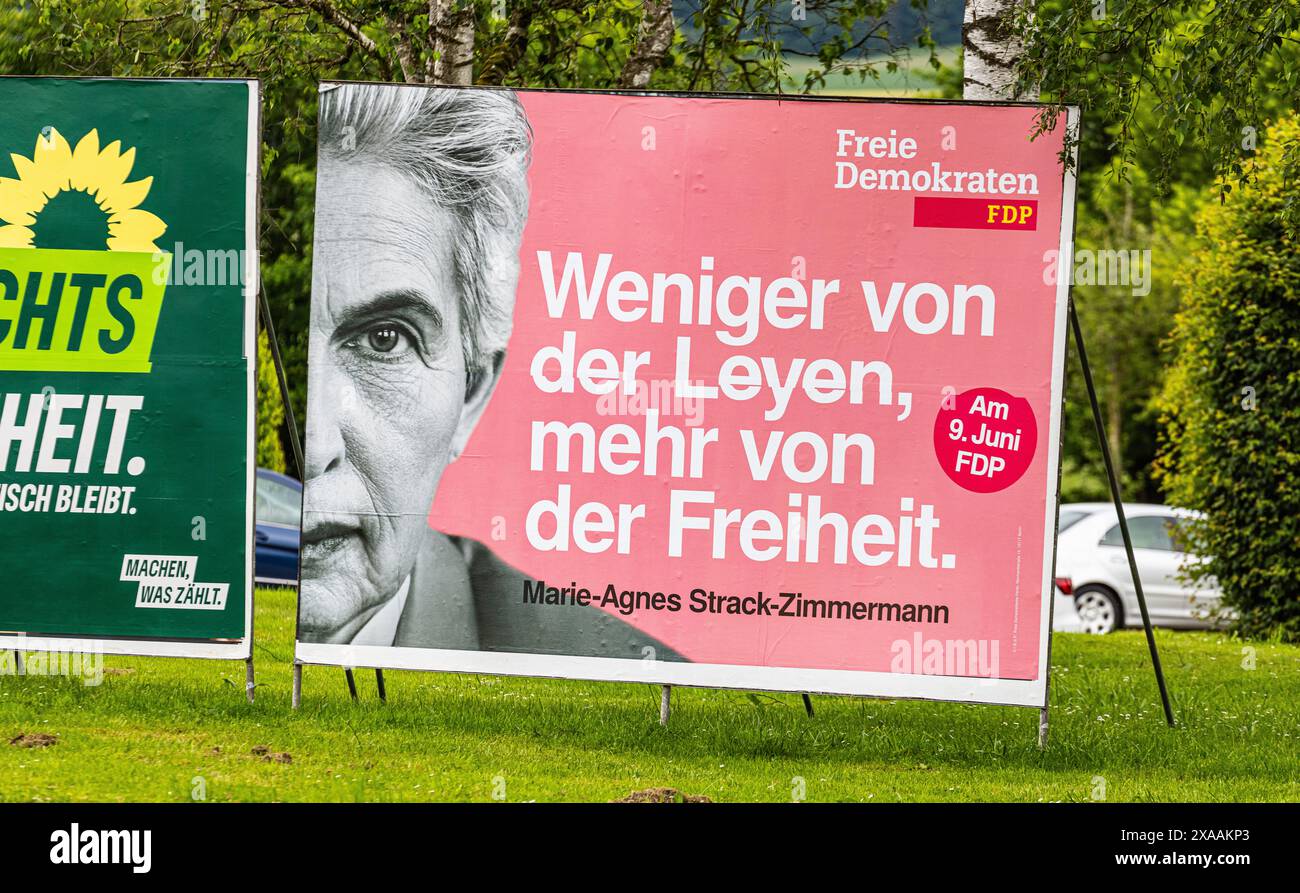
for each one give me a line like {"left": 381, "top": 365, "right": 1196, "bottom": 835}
{"left": 319, "top": 83, "right": 531, "bottom": 372}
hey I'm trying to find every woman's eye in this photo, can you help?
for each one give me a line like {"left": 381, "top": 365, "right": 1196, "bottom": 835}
{"left": 341, "top": 321, "right": 422, "bottom": 363}
{"left": 367, "top": 325, "right": 402, "bottom": 353}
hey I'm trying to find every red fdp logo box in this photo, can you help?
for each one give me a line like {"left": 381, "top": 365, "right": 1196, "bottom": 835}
{"left": 914, "top": 196, "right": 1039, "bottom": 230}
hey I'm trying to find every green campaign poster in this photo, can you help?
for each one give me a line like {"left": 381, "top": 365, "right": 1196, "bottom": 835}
{"left": 0, "top": 78, "right": 257, "bottom": 653}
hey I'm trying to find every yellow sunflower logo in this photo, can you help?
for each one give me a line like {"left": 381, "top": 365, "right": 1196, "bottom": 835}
{"left": 0, "top": 127, "right": 166, "bottom": 253}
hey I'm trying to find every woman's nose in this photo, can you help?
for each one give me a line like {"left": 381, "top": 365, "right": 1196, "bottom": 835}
{"left": 304, "top": 362, "right": 348, "bottom": 480}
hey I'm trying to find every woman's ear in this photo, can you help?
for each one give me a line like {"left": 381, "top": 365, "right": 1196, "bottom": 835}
{"left": 451, "top": 350, "right": 505, "bottom": 461}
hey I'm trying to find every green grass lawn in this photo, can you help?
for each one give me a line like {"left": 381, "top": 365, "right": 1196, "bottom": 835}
{"left": 0, "top": 586, "right": 1295, "bottom": 802}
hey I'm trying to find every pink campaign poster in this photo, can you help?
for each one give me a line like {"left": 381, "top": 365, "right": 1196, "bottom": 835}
{"left": 295, "top": 84, "right": 1078, "bottom": 706}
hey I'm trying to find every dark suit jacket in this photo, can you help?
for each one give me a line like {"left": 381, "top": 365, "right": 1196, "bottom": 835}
{"left": 390, "top": 529, "right": 686, "bottom": 661}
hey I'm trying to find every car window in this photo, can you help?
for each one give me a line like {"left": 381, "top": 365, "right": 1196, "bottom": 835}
{"left": 1058, "top": 509, "right": 1089, "bottom": 532}
{"left": 256, "top": 478, "right": 302, "bottom": 527}
{"left": 1099, "top": 515, "right": 1175, "bottom": 551}
{"left": 1099, "top": 523, "right": 1124, "bottom": 547}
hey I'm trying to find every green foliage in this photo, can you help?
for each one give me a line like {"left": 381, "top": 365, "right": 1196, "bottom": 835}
{"left": 1156, "top": 116, "right": 1300, "bottom": 642}
{"left": 1007, "top": 3, "right": 1298, "bottom": 526}
{"left": 1019, "top": 0, "right": 1300, "bottom": 237}
{"left": 1059, "top": 174, "right": 1202, "bottom": 501}
{"left": 1057, "top": 455, "right": 1108, "bottom": 503}
{"left": 256, "top": 328, "right": 287, "bottom": 474}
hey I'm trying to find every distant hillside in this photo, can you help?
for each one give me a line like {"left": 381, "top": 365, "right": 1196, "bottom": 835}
{"left": 673, "top": 0, "right": 964, "bottom": 53}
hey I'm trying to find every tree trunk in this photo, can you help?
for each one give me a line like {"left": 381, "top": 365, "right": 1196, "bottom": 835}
{"left": 1106, "top": 188, "right": 1136, "bottom": 493}
{"left": 619, "top": 0, "right": 676, "bottom": 89}
{"left": 962, "top": 0, "right": 1037, "bottom": 101}
{"left": 430, "top": 0, "right": 475, "bottom": 85}
{"left": 1107, "top": 352, "right": 1124, "bottom": 488}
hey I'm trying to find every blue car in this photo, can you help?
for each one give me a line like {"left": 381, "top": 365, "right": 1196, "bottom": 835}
{"left": 255, "top": 468, "right": 301, "bottom": 586}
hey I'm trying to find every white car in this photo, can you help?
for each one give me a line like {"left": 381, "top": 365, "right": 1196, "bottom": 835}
{"left": 1053, "top": 503, "right": 1221, "bottom": 635}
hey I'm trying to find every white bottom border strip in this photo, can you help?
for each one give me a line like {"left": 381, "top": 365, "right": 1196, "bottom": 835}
{"left": 0, "top": 635, "right": 250, "bottom": 661}
{"left": 295, "top": 642, "right": 1048, "bottom": 708}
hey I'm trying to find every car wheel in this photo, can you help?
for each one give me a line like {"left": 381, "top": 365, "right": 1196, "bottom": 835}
{"left": 1074, "top": 586, "right": 1121, "bottom": 635}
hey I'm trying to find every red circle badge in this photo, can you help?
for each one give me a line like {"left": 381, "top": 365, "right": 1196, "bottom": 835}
{"left": 933, "top": 387, "right": 1037, "bottom": 493}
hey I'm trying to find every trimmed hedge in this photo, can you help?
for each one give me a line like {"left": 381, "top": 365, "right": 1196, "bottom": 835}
{"left": 1156, "top": 116, "right": 1300, "bottom": 641}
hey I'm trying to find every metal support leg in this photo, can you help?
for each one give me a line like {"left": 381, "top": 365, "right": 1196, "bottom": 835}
{"left": 1070, "top": 302, "right": 1175, "bottom": 727}
{"left": 375, "top": 669, "right": 386, "bottom": 703}
{"left": 292, "top": 662, "right": 302, "bottom": 710}
{"left": 245, "top": 656, "right": 255, "bottom": 704}
{"left": 344, "top": 668, "right": 358, "bottom": 701}
{"left": 802, "top": 693, "right": 814, "bottom": 717}
{"left": 659, "top": 685, "right": 671, "bottom": 726}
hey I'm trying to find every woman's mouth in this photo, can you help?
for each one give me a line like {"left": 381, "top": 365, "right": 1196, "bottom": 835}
{"left": 301, "top": 514, "right": 361, "bottom": 562}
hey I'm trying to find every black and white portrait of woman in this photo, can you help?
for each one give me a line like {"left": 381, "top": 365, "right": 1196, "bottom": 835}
{"left": 296, "top": 83, "right": 680, "bottom": 661}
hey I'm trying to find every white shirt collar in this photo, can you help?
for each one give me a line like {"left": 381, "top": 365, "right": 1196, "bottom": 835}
{"left": 351, "top": 576, "right": 411, "bottom": 647}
